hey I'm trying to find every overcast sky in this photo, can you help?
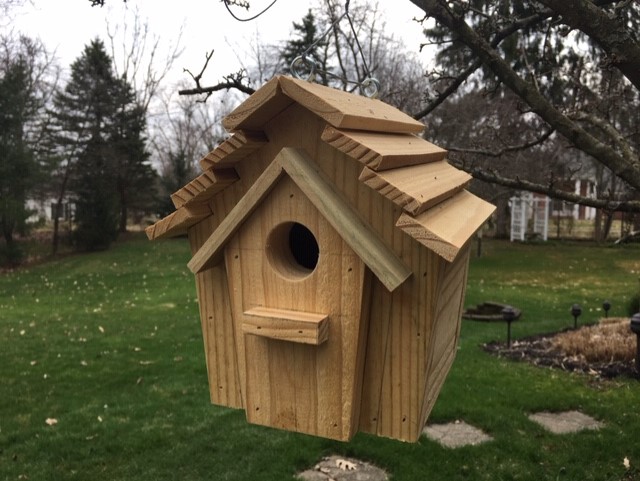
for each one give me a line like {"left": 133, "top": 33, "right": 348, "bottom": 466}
{"left": 9, "top": 0, "right": 429, "bottom": 88}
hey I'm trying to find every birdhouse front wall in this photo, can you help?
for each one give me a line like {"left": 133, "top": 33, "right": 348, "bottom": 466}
{"left": 184, "top": 102, "right": 475, "bottom": 442}
{"left": 225, "top": 175, "right": 371, "bottom": 441}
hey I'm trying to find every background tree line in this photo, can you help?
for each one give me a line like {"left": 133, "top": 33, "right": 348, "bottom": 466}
{"left": 2, "top": 0, "right": 639, "bottom": 265}
{"left": 180, "top": 0, "right": 640, "bottom": 240}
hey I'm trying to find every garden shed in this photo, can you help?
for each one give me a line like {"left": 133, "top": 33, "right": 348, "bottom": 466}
{"left": 146, "top": 75, "right": 495, "bottom": 442}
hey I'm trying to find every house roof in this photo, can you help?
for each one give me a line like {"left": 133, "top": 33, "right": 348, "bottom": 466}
{"left": 146, "top": 75, "right": 494, "bottom": 267}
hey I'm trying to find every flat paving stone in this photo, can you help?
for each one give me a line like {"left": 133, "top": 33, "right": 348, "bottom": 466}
{"left": 528, "top": 410, "right": 604, "bottom": 434}
{"left": 423, "top": 420, "right": 493, "bottom": 448}
{"left": 297, "top": 455, "right": 388, "bottom": 481}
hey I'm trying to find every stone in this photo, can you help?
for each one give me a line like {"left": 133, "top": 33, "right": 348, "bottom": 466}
{"left": 297, "top": 455, "right": 389, "bottom": 481}
{"left": 528, "top": 410, "right": 603, "bottom": 434}
{"left": 423, "top": 420, "right": 493, "bottom": 448}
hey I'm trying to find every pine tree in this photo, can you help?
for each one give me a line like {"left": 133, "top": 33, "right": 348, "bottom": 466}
{"left": 52, "top": 39, "right": 120, "bottom": 251}
{"left": 110, "top": 78, "right": 156, "bottom": 233}
{"left": 51, "top": 38, "right": 154, "bottom": 250}
{"left": 281, "top": 10, "right": 330, "bottom": 85}
{"left": 0, "top": 58, "right": 36, "bottom": 262}
{"left": 0, "top": 35, "right": 49, "bottom": 265}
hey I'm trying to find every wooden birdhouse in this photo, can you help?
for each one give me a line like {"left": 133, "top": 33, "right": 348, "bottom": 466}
{"left": 146, "top": 76, "right": 495, "bottom": 442}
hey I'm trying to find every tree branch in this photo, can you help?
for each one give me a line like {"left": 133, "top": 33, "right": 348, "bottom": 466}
{"left": 466, "top": 166, "right": 640, "bottom": 213}
{"left": 413, "top": 7, "right": 557, "bottom": 119}
{"left": 537, "top": 0, "right": 640, "bottom": 91}
{"left": 409, "top": 0, "right": 640, "bottom": 191}
{"left": 180, "top": 50, "right": 255, "bottom": 101}
{"left": 447, "top": 128, "right": 555, "bottom": 157}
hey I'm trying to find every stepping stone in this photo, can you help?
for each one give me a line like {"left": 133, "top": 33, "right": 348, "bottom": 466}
{"left": 528, "top": 410, "right": 604, "bottom": 434}
{"left": 423, "top": 420, "right": 493, "bottom": 448}
{"left": 297, "top": 455, "right": 388, "bottom": 481}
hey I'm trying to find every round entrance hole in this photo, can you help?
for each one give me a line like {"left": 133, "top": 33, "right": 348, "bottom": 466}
{"left": 266, "top": 222, "right": 319, "bottom": 280}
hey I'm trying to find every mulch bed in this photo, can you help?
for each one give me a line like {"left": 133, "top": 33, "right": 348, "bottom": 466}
{"left": 483, "top": 330, "right": 639, "bottom": 380}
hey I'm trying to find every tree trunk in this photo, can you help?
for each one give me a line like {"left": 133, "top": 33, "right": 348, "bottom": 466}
{"left": 119, "top": 188, "right": 128, "bottom": 233}
{"left": 52, "top": 162, "right": 72, "bottom": 256}
{"left": 594, "top": 209, "right": 603, "bottom": 242}
{"left": 119, "top": 204, "right": 128, "bottom": 233}
{"left": 603, "top": 212, "right": 614, "bottom": 240}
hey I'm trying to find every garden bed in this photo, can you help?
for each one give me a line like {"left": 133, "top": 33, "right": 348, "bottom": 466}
{"left": 484, "top": 318, "right": 639, "bottom": 380}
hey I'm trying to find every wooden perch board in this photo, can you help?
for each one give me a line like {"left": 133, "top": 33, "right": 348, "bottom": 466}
{"left": 322, "top": 126, "right": 447, "bottom": 171}
{"left": 243, "top": 307, "right": 329, "bottom": 345}
{"left": 278, "top": 147, "right": 412, "bottom": 292}
{"left": 170, "top": 168, "right": 239, "bottom": 208}
{"left": 396, "top": 190, "right": 495, "bottom": 262}
{"left": 199, "top": 130, "right": 269, "bottom": 170}
{"left": 359, "top": 161, "right": 472, "bottom": 216}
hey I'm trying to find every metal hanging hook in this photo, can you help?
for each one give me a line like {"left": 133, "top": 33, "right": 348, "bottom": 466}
{"left": 360, "top": 77, "right": 380, "bottom": 99}
{"left": 291, "top": 55, "right": 317, "bottom": 82}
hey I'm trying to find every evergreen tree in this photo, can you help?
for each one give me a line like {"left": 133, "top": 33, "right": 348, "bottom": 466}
{"left": 0, "top": 58, "right": 36, "bottom": 260}
{"left": 52, "top": 38, "right": 154, "bottom": 250}
{"left": 281, "top": 10, "right": 330, "bottom": 85}
{"left": 0, "top": 35, "right": 50, "bottom": 264}
{"left": 110, "top": 79, "right": 156, "bottom": 233}
{"left": 52, "top": 38, "right": 120, "bottom": 251}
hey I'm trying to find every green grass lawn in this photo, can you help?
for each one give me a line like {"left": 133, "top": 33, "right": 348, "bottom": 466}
{"left": 1, "top": 236, "right": 639, "bottom": 480}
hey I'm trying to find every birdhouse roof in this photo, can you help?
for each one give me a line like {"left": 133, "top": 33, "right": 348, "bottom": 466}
{"left": 146, "top": 76, "right": 494, "bottom": 267}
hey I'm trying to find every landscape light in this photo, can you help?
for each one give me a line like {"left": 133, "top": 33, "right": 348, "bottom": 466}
{"left": 630, "top": 313, "right": 640, "bottom": 374}
{"left": 571, "top": 304, "right": 582, "bottom": 329}
{"left": 602, "top": 300, "right": 611, "bottom": 318}
{"left": 502, "top": 306, "right": 517, "bottom": 348}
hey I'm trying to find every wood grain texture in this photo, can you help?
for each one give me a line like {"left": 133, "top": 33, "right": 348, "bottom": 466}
{"left": 359, "top": 161, "right": 472, "bottom": 216}
{"left": 188, "top": 159, "right": 284, "bottom": 273}
{"left": 322, "top": 126, "right": 447, "bottom": 171}
{"left": 170, "top": 168, "right": 239, "bottom": 208}
{"left": 279, "top": 147, "right": 412, "bottom": 292}
{"left": 243, "top": 307, "right": 329, "bottom": 345}
{"left": 199, "top": 130, "right": 269, "bottom": 170}
{"left": 222, "top": 76, "right": 293, "bottom": 131}
{"left": 228, "top": 176, "right": 370, "bottom": 441}
{"left": 172, "top": 98, "right": 485, "bottom": 442}
{"left": 279, "top": 76, "right": 425, "bottom": 133}
{"left": 145, "top": 203, "right": 211, "bottom": 240}
{"left": 189, "top": 220, "right": 243, "bottom": 409}
{"left": 259, "top": 104, "right": 470, "bottom": 442}
{"left": 420, "top": 246, "right": 470, "bottom": 426}
{"left": 223, "top": 76, "right": 424, "bottom": 133}
{"left": 396, "top": 190, "right": 496, "bottom": 262}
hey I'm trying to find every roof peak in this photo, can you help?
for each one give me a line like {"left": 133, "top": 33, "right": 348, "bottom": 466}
{"left": 222, "top": 75, "right": 425, "bottom": 134}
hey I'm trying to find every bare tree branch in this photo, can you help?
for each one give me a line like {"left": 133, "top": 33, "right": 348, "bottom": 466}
{"left": 465, "top": 166, "right": 640, "bottom": 213}
{"left": 409, "top": 0, "right": 640, "bottom": 192}
{"left": 447, "top": 128, "right": 555, "bottom": 157}
{"left": 537, "top": 0, "right": 640, "bottom": 91}
{"left": 569, "top": 111, "right": 636, "bottom": 165}
{"left": 178, "top": 50, "right": 255, "bottom": 101}
{"left": 106, "top": 5, "right": 184, "bottom": 113}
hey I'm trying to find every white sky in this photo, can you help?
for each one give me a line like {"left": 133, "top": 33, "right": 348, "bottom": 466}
{"left": 9, "top": 0, "right": 429, "bottom": 89}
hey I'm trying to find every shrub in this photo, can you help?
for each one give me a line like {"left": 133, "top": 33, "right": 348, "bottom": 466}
{"left": 552, "top": 319, "right": 635, "bottom": 363}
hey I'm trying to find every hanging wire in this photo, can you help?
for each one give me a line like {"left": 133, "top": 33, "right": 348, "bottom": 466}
{"left": 223, "top": 0, "right": 280, "bottom": 22}
{"left": 290, "top": 0, "right": 380, "bottom": 98}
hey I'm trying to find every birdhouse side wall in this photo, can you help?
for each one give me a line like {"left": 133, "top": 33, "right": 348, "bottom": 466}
{"left": 420, "top": 244, "right": 471, "bottom": 429}
{"left": 358, "top": 240, "right": 449, "bottom": 442}
{"left": 189, "top": 216, "right": 244, "bottom": 409}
